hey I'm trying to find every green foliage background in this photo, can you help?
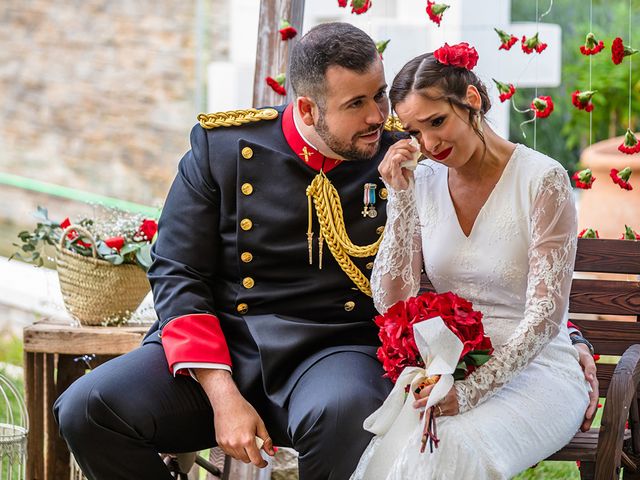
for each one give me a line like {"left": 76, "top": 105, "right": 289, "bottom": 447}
{"left": 509, "top": 0, "right": 640, "bottom": 174}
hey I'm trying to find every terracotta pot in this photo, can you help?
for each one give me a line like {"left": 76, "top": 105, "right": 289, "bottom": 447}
{"left": 577, "top": 135, "right": 640, "bottom": 239}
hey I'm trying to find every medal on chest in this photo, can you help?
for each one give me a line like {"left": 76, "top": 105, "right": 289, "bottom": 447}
{"left": 362, "top": 183, "right": 378, "bottom": 218}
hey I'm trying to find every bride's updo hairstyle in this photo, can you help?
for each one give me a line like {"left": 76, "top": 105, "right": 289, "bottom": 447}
{"left": 389, "top": 43, "right": 491, "bottom": 144}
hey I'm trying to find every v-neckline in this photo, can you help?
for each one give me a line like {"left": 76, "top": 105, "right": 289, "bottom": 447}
{"left": 445, "top": 144, "right": 520, "bottom": 240}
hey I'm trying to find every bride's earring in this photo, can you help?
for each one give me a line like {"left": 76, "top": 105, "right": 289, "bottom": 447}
{"left": 474, "top": 113, "right": 484, "bottom": 134}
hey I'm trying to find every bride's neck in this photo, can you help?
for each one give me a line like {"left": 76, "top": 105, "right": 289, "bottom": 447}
{"left": 451, "top": 126, "right": 515, "bottom": 183}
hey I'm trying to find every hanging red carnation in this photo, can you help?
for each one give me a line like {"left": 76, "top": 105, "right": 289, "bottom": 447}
{"left": 278, "top": 19, "right": 297, "bottom": 41}
{"left": 572, "top": 168, "right": 596, "bottom": 189}
{"left": 426, "top": 1, "right": 449, "bottom": 26}
{"left": 580, "top": 32, "right": 605, "bottom": 56}
{"left": 610, "top": 167, "right": 633, "bottom": 190}
{"left": 434, "top": 42, "right": 478, "bottom": 70}
{"left": 376, "top": 39, "right": 390, "bottom": 59}
{"left": 266, "top": 74, "right": 286, "bottom": 96}
{"left": 493, "top": 79, "right": 516, "bottom": 102}
{"left": 521, "top": 33, "right": 547, "bottom": 54}
{"left": 578, "top": 228, "right": 599, "bottom": 239}
{"left": 337, "top": 0, "right": 348, "bottom": 7}
{"left": 531, "top": 95, "right": 554, "bottom": 118}
{"left": 612, "top": 37, "right": 638, "bottom": 65}
{"left": 621, "top": 225, "right": 640, "bottom": 240}
{"left": 618, "top": 129, "right": 640, "bottom": 154}
{"left": 494, "top": 28, "right": 518, "bottom": 51}
{"left": 571, "top": 90, "right": 596, "bottom": 112}
{"left": 350, "top": 0, "right": 372, "bottom": 14}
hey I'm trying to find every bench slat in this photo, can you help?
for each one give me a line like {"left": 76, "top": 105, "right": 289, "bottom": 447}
{"left": 547, "top": 429, "right": 631, "bottom": 462}
{"left": 569, "top": 319, "right": 640, "bottom": 356}
{"left": 569, "top": 279, "right": 640, "bottom": 316}
{"left": 574, "top": 238, "right": 640, "bottom": 274}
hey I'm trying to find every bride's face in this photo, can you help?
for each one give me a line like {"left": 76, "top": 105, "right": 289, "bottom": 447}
{"left": 394, "top": 86, "right": 483, "bottom": 168}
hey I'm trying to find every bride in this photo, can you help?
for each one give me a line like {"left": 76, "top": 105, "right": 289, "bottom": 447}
{"left": 351, "top": 44, "right": 591, "bottom": 479}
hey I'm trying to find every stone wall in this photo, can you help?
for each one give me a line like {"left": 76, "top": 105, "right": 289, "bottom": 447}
{"left": 0, "top": 0, "right": 228, "bottom": 210}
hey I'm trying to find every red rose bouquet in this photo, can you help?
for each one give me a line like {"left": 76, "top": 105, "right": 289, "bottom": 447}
{"left": 370, "top": 291, "right": 493, "bottom": 455}
{"left": 375, "top": 291, "right": 493, "bottom": 383}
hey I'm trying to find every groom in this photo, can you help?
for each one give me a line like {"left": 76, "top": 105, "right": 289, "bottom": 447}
{"left": 54, "top": 22, "right": 598, "bottom": 480}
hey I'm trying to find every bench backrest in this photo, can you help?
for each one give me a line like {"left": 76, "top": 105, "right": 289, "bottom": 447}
{"left": 570, "top": 238, "right": 640, "bottom": 394}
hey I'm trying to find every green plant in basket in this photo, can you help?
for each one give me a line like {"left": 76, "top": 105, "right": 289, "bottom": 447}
{"left": 11, "top": 206, "right": 157, "bottom": 271}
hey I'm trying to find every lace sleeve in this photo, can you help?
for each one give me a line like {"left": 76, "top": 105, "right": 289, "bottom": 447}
{"left": 371, "top": 182, "right": 424, "bottom": 314}
{"left": 455, "top": 167, "right": 578, "bottom": 413}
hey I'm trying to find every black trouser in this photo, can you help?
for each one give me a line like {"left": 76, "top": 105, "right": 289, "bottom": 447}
{"left": 53, "top": 342, "right": 391, "bottom": 480}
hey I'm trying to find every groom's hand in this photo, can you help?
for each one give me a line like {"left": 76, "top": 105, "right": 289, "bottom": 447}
{"left": 574, "top": 343, "right": 599, "bottom": 431}
{"left": 196, "top": 369, "right": 275, "bottom": 466}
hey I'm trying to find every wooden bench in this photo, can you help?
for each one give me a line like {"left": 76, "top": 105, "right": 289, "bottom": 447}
{"left": 546, "top": 238, "right": 640, "bottom": 479}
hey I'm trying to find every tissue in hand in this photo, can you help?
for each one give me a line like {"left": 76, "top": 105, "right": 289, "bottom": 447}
{"left": 401, "top": 136, "right": 422, "bottom": 171}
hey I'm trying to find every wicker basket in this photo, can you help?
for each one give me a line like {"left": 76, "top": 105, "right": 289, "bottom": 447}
{"left": 56, "top": 225, "right": 151, "bottom": 326}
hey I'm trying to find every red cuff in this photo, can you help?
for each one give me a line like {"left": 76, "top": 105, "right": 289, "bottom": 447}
{"left": 161, "top": 313, "right": 232, "bottom": 372}
{"left": 567, "top": 320, "right": 579, "bottom": 333}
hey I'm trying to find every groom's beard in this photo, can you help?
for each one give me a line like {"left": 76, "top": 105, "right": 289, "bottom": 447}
{"left": 315, "top": 111, "right": 383, "bottom": 162}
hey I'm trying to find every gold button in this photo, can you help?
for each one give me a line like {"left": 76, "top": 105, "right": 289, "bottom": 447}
{"left": 376, "top": 226, "right": 385, "bottom": 235}
{"left": 241, "top": 147, "right": 254, "bottom": 159}
{"left": 366, "top": 262, "right": 374, "bottom": 270}
{"left": 242, "top": 277, "right": 255, "bottom": 289}
{"left": 241, "top": 252, "right": 253, "bottom": 263}
{"left": 344, "top": 301, "right": 356, "bottom": 311}
{"left": 240, "top": 218, "right": 253, "bottom": 231}
{"left": 241, "top": 183, "right": 253, "bottom": 195}
{"left": 379, "top": 188, "right": 388, "bottom": 200}
{"left": 237, "top": 303, "right": 249, "bottom": 314}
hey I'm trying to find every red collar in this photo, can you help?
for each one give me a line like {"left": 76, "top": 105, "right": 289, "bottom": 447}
{"left": 282, "top": 103, "right": 343, "bottom": 173}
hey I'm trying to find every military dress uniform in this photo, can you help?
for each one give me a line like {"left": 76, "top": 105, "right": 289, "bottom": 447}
{"left": 54, "top": 103, "right": 401, "bottom": 480}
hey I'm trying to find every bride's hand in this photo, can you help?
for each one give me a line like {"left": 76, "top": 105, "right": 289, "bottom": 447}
{"left": 412, "top": 385, "right": 460, "bottom": 417}
{"left": 378, "top": 139, "right": 417, "bottom": 191}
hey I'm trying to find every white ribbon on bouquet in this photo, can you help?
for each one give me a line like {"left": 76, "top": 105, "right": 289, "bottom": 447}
{"left": 360, "top": 316, "right": 464, "bottom": 480}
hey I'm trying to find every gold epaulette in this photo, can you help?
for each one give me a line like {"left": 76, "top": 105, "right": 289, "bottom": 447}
{"left": 197, "top": 108, "right": 279, "bottom": 129}
{"left": 384, "top": 115, "right": 404, "bottom": 132}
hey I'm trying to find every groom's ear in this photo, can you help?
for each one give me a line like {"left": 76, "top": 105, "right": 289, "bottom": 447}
{"left": 465, "top": 85, "right": 482, "bottom": 112}
{"left": 297, "top": 96, "right": 317, "bottom": 126}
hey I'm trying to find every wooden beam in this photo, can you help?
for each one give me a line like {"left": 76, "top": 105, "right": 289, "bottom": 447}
{"left": 253, "top": 0, "right": 306, "bottom": 107}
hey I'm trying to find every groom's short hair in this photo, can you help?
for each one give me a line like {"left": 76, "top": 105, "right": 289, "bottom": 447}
{"left": 289, "top": 22, "right": 379, "bottom": 106}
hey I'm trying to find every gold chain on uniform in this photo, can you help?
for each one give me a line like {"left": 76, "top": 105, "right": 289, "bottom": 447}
{"left": 306, "top": 171, "right": 383, "bottom": 297}
{"left": 197, "top": 108, "right": 279, "bottom": 129}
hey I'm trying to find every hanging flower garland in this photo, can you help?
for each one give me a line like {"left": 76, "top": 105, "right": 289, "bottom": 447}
{"left": 426, "top": 1, "right": 449, "bottom": 26}
{"left": 494, "top": 28, "right": 518, "bottom": 51}
{"left": 621, "top": 225, "right": 640, "bottom": 240}
{"left": 266, "top": 74, "right": 286, "bottom": 96}
{"left": 376, "top": 39, "right": 390, "bottom": 59}
{"left": 279, "top": 19, "right": 297, "bottom": 41}
{"left": 337, "top": 0, "right": 372, "bottom": 15}
{"left": 611, "top": 37, "right": 638, "bottom": 65}
{"left": 618, "top": 129, "right": 640, "bottom": 154}
{"left": 580, "top": 32, "right": 605, "bottom": 56}
{"left": 572, "top": 168, "right": 596, "bottom": 189}
{"left": 578, "top": 228, "right": 599, "bottom": 239}
{"left": 571, "top": 90, "right": 597, "bottom": 112}
{"left": 493, "top": 79, "right": 516, "bottom": 103}
{"left": 610, "top": 167, "right": 633, "bottom": 190}
{"left": 521, "top": 33, "right": 547, "bottom": 54}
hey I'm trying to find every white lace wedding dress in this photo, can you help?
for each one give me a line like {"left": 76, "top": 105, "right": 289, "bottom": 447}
{"left": 351, "top": 144, "right": 590, "bottom": 480}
